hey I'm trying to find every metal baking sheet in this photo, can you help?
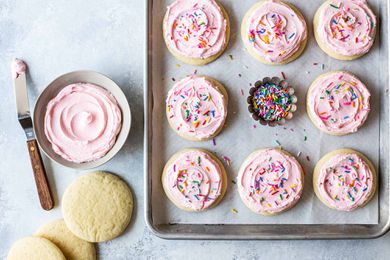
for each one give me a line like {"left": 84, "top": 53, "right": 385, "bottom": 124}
{"left": 144, "top": 0, "right": 390, "bottom": 239}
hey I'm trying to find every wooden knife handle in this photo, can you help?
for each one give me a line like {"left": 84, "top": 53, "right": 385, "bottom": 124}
{"left": 27, "top": 139, "right": 54, "bottom": 210}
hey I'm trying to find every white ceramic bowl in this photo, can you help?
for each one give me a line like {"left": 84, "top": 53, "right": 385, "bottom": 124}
{"left": 33, "top": 71, "right": 131, "bottom": 169}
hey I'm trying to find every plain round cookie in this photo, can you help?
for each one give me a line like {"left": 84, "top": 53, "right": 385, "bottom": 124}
{"left": 62, "top": 172, "right": 133, "bottom": 242}
{"left": 237, "top": 148, "right": 304, "bottom": 216}
{"left": 313, "top": 149, "right": 377, "bottom": 211}
{"left": 36, "top": 219, "right": 96, "bottom": 260}
{"left": 166, "top": 76, "right": 229, "bottom": 141}
{"left": 162, "top": 148, "right": 227, "bottom": 212}
{"left": 313, "top": 0, "right": 377, "bottom": 60}
{"left": 306, "top": 71, "right": 371, "bottom": 136}
{"left": 162, "top": 0, "right": 230, "bottom": 66}
{"left": 7, "top": 236, "right": 65, "bottom": 260}
{"left": 241, "top": 0, "right": 308, "bottom": 65}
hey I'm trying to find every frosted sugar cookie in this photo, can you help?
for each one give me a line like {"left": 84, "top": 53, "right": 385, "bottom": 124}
{"left": 237, "top": 148, "right": 304, "bottom": 215}
{"left": 36, "top": 219, "right": 96, "bottom": 260}
{"left": 307, "top": 71, "right": 370, "bottom": 135}
{"left": 7, "top": 236, "right": 65, "bottom": 260}
{"left": 241, "top": 0, "right": 307, "bottom": 65}
{"left": 313, "top": 149, "right": 377, "bottom": 211}
{"left": 166, "top": 75, "right": 228, "bottom": 141}
{"left": 314, "top": 0, "right": 377, "bottom": 60}
{"left": 163, "top": 0, "right": 230, "bottom": 65}
{"left": 62, "top": 172, "right": 133, "bottom": 242}
{"left": 162, "top": 148, "right": 227, "bottom": 211}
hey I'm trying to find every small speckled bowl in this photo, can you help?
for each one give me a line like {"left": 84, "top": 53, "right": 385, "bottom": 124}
{"left": 33, "top": 71, "right": 131, "bottom": 169}
{"left": 247, "top": 77, "right": 297, "bottom": 127}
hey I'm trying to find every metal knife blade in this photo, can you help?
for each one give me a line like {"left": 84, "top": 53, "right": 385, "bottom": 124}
{"left": 13, "top": 71, "right": 35, "bottom": 140}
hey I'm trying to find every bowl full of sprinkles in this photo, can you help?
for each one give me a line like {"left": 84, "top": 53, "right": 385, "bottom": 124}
{"left": 247, "top": 76, "right": 297, "bottom": 127}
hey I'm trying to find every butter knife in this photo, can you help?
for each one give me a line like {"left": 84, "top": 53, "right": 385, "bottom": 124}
{"left": 12, "top": 58, "right": 54, "bottom": 210}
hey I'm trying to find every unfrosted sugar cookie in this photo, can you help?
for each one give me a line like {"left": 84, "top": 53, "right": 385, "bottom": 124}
{"left": 162, "top": 148, "right": 227, "bottom": 212}
{"left": 166, "top": 75, "right": 228, "bottom": 141}
{"left": 313, "top": 149, "right": 377, "bottom": 211}
{"left": 62, "top": 172, "right": 133, "bottom": 242}
{"left": 314, "top": 0, "right": 377, "bottom": 60}
{"left": 241, "top": 0, "right": 307, "bottom": 65}
{"left": 307, "top": 71, "right": 370, "bottom": 135}
{"left": 36, "top": 219, "right": 96, "bottom": 260}
{"left": 163, "top": 0, "right": 230, "bottom": 65}
{"left": 7, "top": 236, "right": 65, "bottom": 260}
{"left": 237, "top": 148, "right": 304, "bottom": 215}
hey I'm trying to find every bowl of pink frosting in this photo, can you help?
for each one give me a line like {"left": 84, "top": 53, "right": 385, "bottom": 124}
{"left": 33, "top": 71, "right": 131, "bottom": 169}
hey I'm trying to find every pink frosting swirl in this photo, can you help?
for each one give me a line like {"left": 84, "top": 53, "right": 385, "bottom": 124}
{"left": 163, "top": 150, "right": 223, "bottom": 211}
{"left": 166, "top": 76, "right": 227, "bottom": 140}
{"left": 237, "top": 149, "right": 304, "bottom": 214}
{"left": 317, "top": 153, "right": 374, "bottom": 211}
{"left": 163, "top": 0, "right": 227, "bottom": 59}
{"left": 44, "top": 83, "right": 122, "bottom": 163}
{"left": 308, "top": 71, "right": 370, "bottom": 135}
{"left": 243, "top": 0, "right": 307, "bottom": 63}
{"left": 316, "top": 0, "right": 376, "bottom": 56}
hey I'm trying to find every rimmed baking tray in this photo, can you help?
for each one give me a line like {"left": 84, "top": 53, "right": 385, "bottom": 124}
{"left": 144, "top": 0, "right": 390, "bottom": 239}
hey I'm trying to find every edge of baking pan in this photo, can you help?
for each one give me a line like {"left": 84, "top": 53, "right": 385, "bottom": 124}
{"left": 144, "top": 0, "right": 390, "bottom": 240}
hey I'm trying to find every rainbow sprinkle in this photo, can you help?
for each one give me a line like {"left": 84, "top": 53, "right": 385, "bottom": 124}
{"left": 246, "top": 10, "right": 304, "bottom": 61}
{"left": 172, "top": 153, "right": 222, "bottom": 210}
{"left": 316, "top": 77, "right": 368, "bottom": 126}
{"left": 222, "top": 155, "right": 232, "bottom": 166}
{"left": 248, "top": 154, "right": 301, "bottom": 211}
{"left": 251, "top": 82, "right": 293, "bottom": 122}
{"left": 328, "top": 2, "right": 375, "bottom": 47}
{"left": 322, "top": 154, "right": 371, "bottom": 208}
{"left": 173, "top": 8, "right": 213, "bottom": 49}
